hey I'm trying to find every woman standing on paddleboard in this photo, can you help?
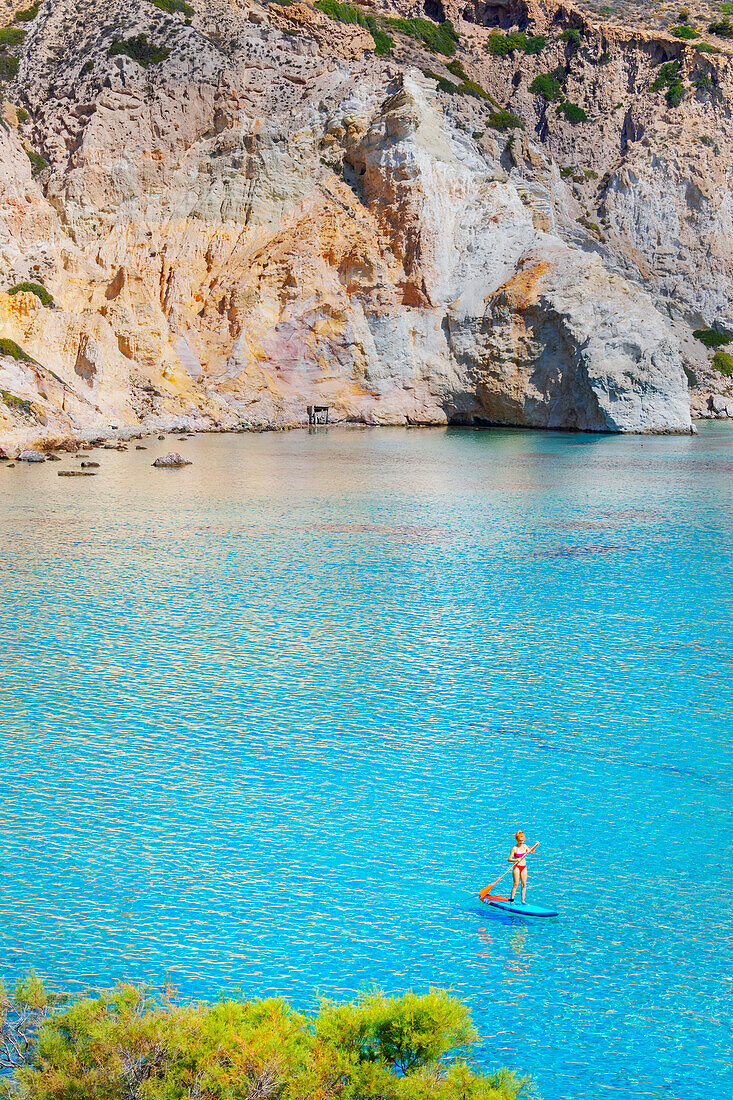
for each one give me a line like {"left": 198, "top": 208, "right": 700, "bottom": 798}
{"left": 508, "top": 831, "right": 537, "bottom": 905}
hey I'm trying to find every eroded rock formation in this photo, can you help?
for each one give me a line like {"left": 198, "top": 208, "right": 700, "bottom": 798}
{"left": 2, "top": 0, "right": 730, "bottom": 451}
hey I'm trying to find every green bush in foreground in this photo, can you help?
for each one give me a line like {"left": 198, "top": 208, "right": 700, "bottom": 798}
{"left": 3, "top": 979, "right": 534, "bottom": 1100}
{"left": 712, "top": 349, "right": 733, "bottom": 375}
{"left": 7, "top": 281, "right": 53, "bottom": 306}
{"left": 693, "top": 326, "right": 732, "bottom": 348}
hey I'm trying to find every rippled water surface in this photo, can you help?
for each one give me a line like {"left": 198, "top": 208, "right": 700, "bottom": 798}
{"left": 1, "top": 425, "right": 732, "bottom": 1099}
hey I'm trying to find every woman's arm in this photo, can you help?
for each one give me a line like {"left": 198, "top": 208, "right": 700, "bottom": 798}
{"left": 507, "top": 847, "right": 517, "bottom": 863}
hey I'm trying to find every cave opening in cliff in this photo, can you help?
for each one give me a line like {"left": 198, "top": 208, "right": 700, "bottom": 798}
{"left": 423, "top": 0, "right": 446, "bottom": 22}
{"left": 461, "top": 0, "right": 531, "bottom": 30}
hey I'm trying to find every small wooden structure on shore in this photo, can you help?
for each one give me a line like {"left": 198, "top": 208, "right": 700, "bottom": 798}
{"left": 307, "top": 405, "right": 330, "bottom": 425}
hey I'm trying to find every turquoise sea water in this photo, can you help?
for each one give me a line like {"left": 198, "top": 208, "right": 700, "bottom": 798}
{"left": 0, "top": 424, "right": 731, "bottom": 1099}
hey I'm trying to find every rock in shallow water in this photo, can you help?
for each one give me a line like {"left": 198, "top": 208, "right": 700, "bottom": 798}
{"left": 18, "top": 451, "right": 46, "bottom": 462}
{"left": 152, "top": 452, "right": 192, "bottom": 468}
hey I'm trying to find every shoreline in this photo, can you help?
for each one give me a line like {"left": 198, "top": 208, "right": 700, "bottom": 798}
{"left": 1, "top": 415, "right": 718, "bottom": 461}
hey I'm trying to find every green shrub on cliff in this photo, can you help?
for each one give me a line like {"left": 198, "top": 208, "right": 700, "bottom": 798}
{"left": 423, "top": 68, "right": 459, "bottom": 93}
{"left": 314, "top": 2, "right": 394, "bottom": 55}
{"left": 459, "top": 77, "right": 493, "bottom": 99}
{"left": 26, "top": 147, "right": 46, "bottom": 175}
{"left": 147, "top": 0, "right": 194, "bottom": 15}
{"left": 524, "top": 35, "right": 547, "bottom": 54}
{"left": 384, "top": 16, "right": 459, "bottom": 56}
{"left": 7, "top": 281, "right": 53, "bottom": 306}
{"left": 652, "top": 61, "right": 685, "bottom": 106}
{"left": 0, "top": 26, "right": 26, "bottom": 47}
{"left": 109, "top": 34, "right": 171, "bottom": 67}
{"left": 423, "top": 67, "right": 494, "bottom": 102}
{"left": 315, "top": 0, "right": 362, "bottom": 22}
{"left": 530, "top": 72, "right": 563, "bottom": 100}
{"left": 1, "top": 389, "right": 34, "bottom": 414}
{"left": 712, "top": 349, "right": 733, "bottom": 375}
{"left": 0, "top": 55, "right": 19, "bottom": 80}
{"left": 560, "top": 27, "right": 582, "bottom": 51}
{"left": 445, "top": 62, "right": 493, "bottom": 100}
{"left": 14, "top": 3, "right": 40, "bottom": 22}
{"left": 693, "top": 327, "right": 732, "bottom": 347}
{"left": 558, "top": 99, "right": 588, "bottom": 122}
{"left": 368, "top": 24, "right": 394, "bottom": 55}
{"left": 488, "top": 31, "right": 525, "bottom": 56}
{"left": 489, "top": 109, "right": 524, "bottom": 130}
{"left": 708, "top": 18, "right": 733, "bottom": 36}
{"left": 487, "top": 31, "right": 546, "bottom": 56}
{"left": 3, "top": 980, "right": 534, "bottom": 1100}
{"left": 672, "top": 24, "right": 701, "bottom": 38}
{"left": 0, "top": 337, "right": 35, "bottom": 363}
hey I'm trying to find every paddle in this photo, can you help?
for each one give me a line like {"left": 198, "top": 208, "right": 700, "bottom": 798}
{"left": 478, "top": 842, "right": 538, "bottom": 902}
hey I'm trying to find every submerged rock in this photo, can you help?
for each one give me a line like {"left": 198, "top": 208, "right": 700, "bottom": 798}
{"left": 152, "top": 452, "right": 192, "bottom": 468}
{"left": 58, "top": 470, "right": 96, "bottom": 476}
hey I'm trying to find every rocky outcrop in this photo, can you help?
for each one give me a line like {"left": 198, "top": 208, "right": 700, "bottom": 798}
{"left": 152, "top": 451, "right": 191, "bottom": 466}
{"left": 0, "top": 0, "right": 718, "bottom": 449}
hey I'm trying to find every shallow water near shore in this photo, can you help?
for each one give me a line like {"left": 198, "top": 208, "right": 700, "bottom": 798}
{"left": 0, "top": 423, "right": 731, "bottom": 1099}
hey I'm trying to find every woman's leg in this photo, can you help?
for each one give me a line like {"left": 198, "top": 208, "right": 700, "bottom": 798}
{"left": 509, "top": 868, "right": 520, "bottom": 902}
{"left": 520, "top": 866, "right": 527, "bottom": 902}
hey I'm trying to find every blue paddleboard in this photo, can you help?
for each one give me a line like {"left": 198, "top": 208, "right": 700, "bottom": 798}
{"left": 486, "top": 899, "right": 558, "bottom": 918}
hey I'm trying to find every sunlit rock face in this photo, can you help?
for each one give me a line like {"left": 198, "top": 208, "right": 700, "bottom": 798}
{"left": 0, "top": 0, "right": 705, "bottom": 450}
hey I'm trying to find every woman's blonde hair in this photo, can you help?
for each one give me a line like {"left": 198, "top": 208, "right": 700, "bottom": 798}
{"left": 515, "top": 831, "right": 525, "bottom": 843}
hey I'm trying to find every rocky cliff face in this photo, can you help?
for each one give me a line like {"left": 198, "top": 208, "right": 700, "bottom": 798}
{"left": 3, "top": 0, "right": 731, "bottom": 451}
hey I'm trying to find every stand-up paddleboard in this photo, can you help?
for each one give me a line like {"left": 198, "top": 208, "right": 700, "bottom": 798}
{"left": 478, "top": 843, "right": 558, "bottom": 917}
{"left": 480, "top": 893, "right": 558, "bottom": 918}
